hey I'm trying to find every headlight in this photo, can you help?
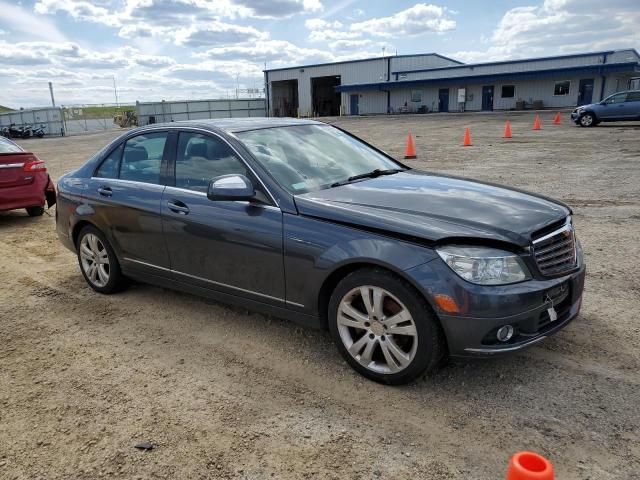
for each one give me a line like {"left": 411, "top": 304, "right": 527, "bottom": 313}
{"left": 436, "top": 246, "right": 530, "bottom": 285}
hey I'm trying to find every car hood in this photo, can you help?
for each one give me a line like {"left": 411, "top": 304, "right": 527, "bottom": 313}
{"left": 294, "top": 170, "right": 570, "bottom": 248}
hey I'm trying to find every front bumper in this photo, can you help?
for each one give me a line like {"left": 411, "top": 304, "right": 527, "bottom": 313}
{"left": 570, "top": 111, "right": 581, "bottom": 123}
{"left": 405, "top": 244, "right": 586, "bottom": 357}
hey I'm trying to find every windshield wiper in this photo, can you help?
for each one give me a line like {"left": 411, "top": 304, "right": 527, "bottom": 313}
{"left": 330, "top": 168, "right": 403, "bottom": 188}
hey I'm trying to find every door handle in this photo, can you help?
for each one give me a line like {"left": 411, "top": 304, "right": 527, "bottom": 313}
{"left": 168, "top": 199, "right": 190, "bottom": 215}
{"left": 97, "top": 186, "right": 112, "bottom": 197}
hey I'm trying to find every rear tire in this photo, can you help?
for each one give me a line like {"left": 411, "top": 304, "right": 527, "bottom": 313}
{"left": 579, "top": 112, "right": 596, "bottom": 127}
{"left": 76, "top": 225, "right": 126, "bottom": 294}
{"left": 26, "top": 206, "right": 44, "bottom": 217}
{"left": 328, "top": 268, "right": 444, "bottom": 385}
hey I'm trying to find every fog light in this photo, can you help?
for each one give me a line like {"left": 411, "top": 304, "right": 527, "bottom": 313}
{"left": 496, "top": 325, "right": 514, "bottom": 342}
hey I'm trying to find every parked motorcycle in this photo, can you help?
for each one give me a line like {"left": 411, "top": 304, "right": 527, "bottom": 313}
{"left": 21, "top": 124, "right": 33, "bottom": 139}
{"left": 32, "top": 124, "right": 46, "bottom": 138}
{"left": 0, "top": 126, "right": 9, "bottom": 138}
{"left": 8, "top": 123, "right": 24, "bottom": 138}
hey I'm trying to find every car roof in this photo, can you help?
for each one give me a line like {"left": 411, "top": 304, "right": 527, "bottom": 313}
{"left": 134, "top": 117, "right": 325, "bottom": 135}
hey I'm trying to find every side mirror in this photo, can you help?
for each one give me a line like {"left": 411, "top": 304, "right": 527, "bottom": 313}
{"left": 207, "top": 174, "right": 255, "bottom": 201}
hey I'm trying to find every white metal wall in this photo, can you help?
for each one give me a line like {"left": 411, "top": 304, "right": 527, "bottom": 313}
{"left": 136, "top": 99, "right": 266, "bottom": 126}
{"left": 0, "top": 107, "right": 65, "bottom": 136}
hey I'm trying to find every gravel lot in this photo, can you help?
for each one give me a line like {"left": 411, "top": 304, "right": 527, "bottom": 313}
{"left": 1, "top": 112, "right": 639, "bottom": 479}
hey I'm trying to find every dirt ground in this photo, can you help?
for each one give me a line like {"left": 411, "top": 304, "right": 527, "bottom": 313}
{"left": 1, "top": 112, "right": 639, "bottom": 479}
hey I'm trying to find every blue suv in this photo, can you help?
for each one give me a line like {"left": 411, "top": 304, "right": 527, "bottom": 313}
{"left": 571, "top": 90, "right": 640, "bottom": 126}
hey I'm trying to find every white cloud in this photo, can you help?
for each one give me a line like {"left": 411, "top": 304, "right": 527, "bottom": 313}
{"left": 308, "top": 29, "right": 361, "bottom": 42}
{"left": 196, "top": 39, "right": 334, "bottom": 65}
{"left": 174, "top": 22, "right": 267, "bottom": 47}
{"left": 447, "top": 0, "right": 640, "bottom": 62}
{"left": 305, "top": 18, "right": 342, "bottom": 30}
{"left": 0, "top": 0, "right": 67, "bottom": 42}
{"left": 350, "top": 3, "right": 456, "bottom": 37}
{"left": 235, "top": 0, "right": 322, "bottom": 18}
{"left": 328, "top": 39, "right": 372, "bottom": 50}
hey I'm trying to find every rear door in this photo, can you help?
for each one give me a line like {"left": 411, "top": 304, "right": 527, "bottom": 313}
{"left": 85, "top": 131, "right": 172, "bottom": 275}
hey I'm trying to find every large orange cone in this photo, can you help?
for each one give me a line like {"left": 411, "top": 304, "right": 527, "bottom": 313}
{"left": 506, "top": 452, "right": 554, "bottom": 480}
{"left": 463, "top": 127, "right": 472, "bottom": 147}
{"left": 404, "top": 132, "right": 417, "bottom": 159}
{"left": 533, "top": 114, "right": 541, "bottom": 130}
{"left": 504, "top": 120, "right": 512, "bottom": 138}
{"left": 553, "top": 112, "right": 561, "bottom": 125}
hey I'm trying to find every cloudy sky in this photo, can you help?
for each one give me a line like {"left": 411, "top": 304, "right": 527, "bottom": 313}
{"left": 0, "top": 0, "right": 638, "bottom": 108}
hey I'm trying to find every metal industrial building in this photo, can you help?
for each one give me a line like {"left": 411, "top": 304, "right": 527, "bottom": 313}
{"left": 264, "top": 49, "right": 640, "bottom": 117}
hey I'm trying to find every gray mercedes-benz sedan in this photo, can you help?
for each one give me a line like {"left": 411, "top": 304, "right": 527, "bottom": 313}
{"left": 56, "top": 118, "right": 585, "bottom": 384}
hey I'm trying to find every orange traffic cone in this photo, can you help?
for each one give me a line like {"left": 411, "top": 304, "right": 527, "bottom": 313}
{"left": 533, "top": 114, "right": 541, "bottom": 130}
{"left": 506, "top": 452, "right": 554, "bottom": 480}
{"left": 463, "top": 127, "right": 472, "bottom": 147}
{"left": 504, "top": 120, "right": 512, "bottom": 138}
{"left": 553, "top": 112, "right": 561, "bottom": 125}
{"left": 404, "top": 132, "right": 417, "bottom": 159}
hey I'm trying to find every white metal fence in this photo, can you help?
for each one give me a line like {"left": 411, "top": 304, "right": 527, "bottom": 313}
{"left": 0, "top": 107, "right": 65, "bottom": 136}
{"left": 136, "top": 99, "right": 266, "bottom": 126}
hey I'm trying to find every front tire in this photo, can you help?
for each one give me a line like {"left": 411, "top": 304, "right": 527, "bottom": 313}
{"left": 76, "top": 225, "right": 125, "bottom": 294}
{"left": 579, "top": 112, "right": 596, "bottom": 127}
{"left": 328, "top": 268, "right": 444, "bottom": 385}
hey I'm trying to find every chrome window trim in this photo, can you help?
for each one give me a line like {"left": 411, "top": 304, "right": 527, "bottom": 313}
{"left": 90, "top": 177, "right": 166, "bottom": 191}
{"left": 163, "top": 185, "right": 281, "bottom": 211}
{"left": 0, "top": 162, "right": 25, "bottom": 169}
{"left": 123, "top": 257, "right": 287, "bottom": 303}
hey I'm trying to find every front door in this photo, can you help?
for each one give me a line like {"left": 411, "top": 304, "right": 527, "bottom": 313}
{"left": 86, "top": 131, "right": 171, "bottom": 274}
{"left": 438, "top": 88, "right": 449, "bottom": 112}
{"left": 482, "top": 86, "right": 494, "bottom": 111}
{"left": 577, "top": 79, "right": 594, "bottom": 106}
{"left": 161, "top": 130, "right": 285, "bottom": 305}
{"left": 350, "top": 94, "right": 359, "bottom": 115}
{"left": 599, "top": 92, "right": 628, "bottom": 119}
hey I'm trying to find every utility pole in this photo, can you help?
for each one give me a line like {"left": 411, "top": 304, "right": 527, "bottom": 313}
{"left": 112, "top": 76, "right": 119, "bottom": 107}
{"left": 48, "top": 82, "right": 56, "bottom": 107}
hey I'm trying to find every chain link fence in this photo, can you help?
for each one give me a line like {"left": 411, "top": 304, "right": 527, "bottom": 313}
{"left": 61, "top": 103, "right": 135, "bottom": 135}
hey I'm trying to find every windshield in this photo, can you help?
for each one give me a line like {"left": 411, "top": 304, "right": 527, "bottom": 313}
{"left": 236, "top": 125, "right": 403, "bottom": 194}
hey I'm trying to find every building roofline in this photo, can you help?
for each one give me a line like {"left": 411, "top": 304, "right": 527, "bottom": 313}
{"left": 263, "top": 52, "right": 463, "bottom": 73}
{"left": 392, "top": 49, "right": 640, "bottom": 75}
{"left": 336, "top": 62, "right": 640, "bottom": 92}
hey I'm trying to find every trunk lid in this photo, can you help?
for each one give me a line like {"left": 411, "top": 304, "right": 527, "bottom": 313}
{"left": 0, "top": 152, "right": 39, "bottom": 188}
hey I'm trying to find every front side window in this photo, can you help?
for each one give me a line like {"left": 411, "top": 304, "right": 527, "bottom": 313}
{"left": 237, "top": 125, "right": 402, "bottom": 194}
{"left": 120, "top": 132, "right": 167, "bottom": 184}
{"left": 605, "top": 93, "right": 627, "bottom": 104}
{"left": 501, "top": 85, "right": 515, "bottom": 98}
{"left": 554, "top": 81, "right": 571, "bottom": 96}
{"left": 175, "top": 132, "right": 247, "bottom": 193}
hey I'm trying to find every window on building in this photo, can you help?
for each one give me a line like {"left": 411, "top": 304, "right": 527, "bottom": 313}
{"left": 411, "top": 90, "right": 423, "bottom": 102}
{"left": 629, "top": 78, "right": 640, "bottom": 90}
{"left": 554, "top": 81, "right": 571, "bottom": 96}
{"left": 501, "top": 85, "right": 515, "bottom": 98}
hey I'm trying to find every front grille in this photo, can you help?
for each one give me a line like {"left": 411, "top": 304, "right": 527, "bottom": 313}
{"left": 532, "top": 220, "right": 577, "bottom": 276}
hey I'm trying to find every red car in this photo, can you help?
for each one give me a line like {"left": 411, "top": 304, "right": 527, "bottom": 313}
{"left": 0, "top": 136, "right": 56, "bottom": 216}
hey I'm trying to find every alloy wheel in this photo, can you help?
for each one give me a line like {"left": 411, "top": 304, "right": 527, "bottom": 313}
{"left": 336, "top": 285, "right": 418, "bottom": 374}
{"left": 580, "top": 114, "right": 593, "bottom": 126}
{"left": 80, "top": 233, "right": 110, "bottom": 288}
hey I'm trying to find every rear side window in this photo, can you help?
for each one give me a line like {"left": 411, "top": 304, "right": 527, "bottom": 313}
{"left": 0, "top": 137, "right": 23, "bottom": 153}
{"left": 120, "top": 133, "right": 167, "bottom": 185}
{"left": 175, "top": 132, "right": 247, "bottom": 193}
{"left": 95, "top": 144, "right": 123, "bottom": 179}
